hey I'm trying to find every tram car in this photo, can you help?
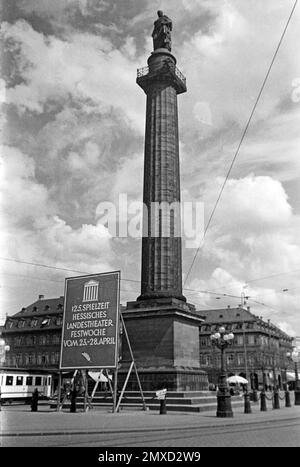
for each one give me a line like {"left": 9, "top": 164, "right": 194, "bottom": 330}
{"left": 0, "top": 370, "right": 52, "bottom": 404}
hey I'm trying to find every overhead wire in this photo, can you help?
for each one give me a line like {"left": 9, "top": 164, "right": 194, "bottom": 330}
{"left": 1, "top": 256, "right": 299, "bottom": 316}
{"left": 182, "top": 0, "right": 298, "bottom": 288}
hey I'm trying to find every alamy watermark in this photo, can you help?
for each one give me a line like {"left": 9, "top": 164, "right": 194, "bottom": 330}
{"left": 96, "top": 194, "right": 204, "bottom": 248}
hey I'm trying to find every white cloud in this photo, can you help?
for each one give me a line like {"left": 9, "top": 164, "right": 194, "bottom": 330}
{"left": 210, "top": 175, "right": 293, "bottom": 232}
{"left": 183, "top": 174, "right": 300, "bottom": 330}
{"left": 0, "top": 145, "right": 114, "bottom": 291}
{"left": 0, "top": 145, "right": 51, "bottom": 227}
{"left": 2, "top": 20, "right": 145, "bottom": 131}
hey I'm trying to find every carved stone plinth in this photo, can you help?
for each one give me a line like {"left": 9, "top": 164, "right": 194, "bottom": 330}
{"left": 119, "top": 300, "right": 208, "bottom": 392}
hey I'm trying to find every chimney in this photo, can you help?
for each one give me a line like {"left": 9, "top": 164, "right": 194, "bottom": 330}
{"left": 38, "top": 294, "right": 45, "bottom": 300}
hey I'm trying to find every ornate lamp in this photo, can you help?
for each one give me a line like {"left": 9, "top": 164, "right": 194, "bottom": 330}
{"left": 210, "top": 327, "right": 234, "bottom": 417}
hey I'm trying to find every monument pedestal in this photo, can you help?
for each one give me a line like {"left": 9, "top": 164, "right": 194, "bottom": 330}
{"left": 119, "top": 298, "right": 209, "bottom": 392}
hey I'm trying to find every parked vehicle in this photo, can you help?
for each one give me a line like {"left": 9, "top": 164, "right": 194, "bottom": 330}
{"left": 0, "top": 370, "right": 52, "bottom": 404}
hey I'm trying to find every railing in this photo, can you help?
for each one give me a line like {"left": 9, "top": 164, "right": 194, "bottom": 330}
{"left": 137, "top": 64, "right": 186, "bottom": 86}
{"left": 175, "top": 66, "right": 186, "bottom": 85}
{"left": 137, "top": 66, "right": 149, "bottom": 78}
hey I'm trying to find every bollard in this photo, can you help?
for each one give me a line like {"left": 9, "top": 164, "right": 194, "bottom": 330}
{"left": 31, "top": 388, "right": 39, "bottom": 412}
{"left": 251, "top": 389, "right": 258, "bottom": 403}
{"left": 285, "top": 390, "right": 291, "bottom": 407}
{"left": 159, "top": 397, "right": 167, "bottom": 415}
{"left": 244, "top": 391, "right": 251, "bottom": 413}
{"left": 273, "top": 389, "right": 280, "bottom": 409}
{"left": 260, "top": 390, "right": 267, "bottom": 411}
{"left": 70, "top": 388, "right": 77, "bottom": 413}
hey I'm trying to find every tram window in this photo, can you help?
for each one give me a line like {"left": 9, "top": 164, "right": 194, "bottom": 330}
{"left": 26, "top": 376, "right": 33, "bottom": 385}
{"left": 35, "top": 377, "right": 42, "bottom": 385}
{"left": 16, "top": 376, "right": 23, "bottom": 385}
{"left": 6, "top": 376, "right": 14, "bottom": 385}
{"left": 48, "top": 376, "right": 51, "bottom": 385}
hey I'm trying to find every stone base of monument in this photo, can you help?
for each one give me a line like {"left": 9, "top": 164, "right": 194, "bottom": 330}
{"left": 50, "top": 392, "right": 245, "bottom": 413}
{"left": 120, "top": 298, "right": 209, "bottom": 392}
{"left": 117, "top": 366, "right": 208, "bottom": 392}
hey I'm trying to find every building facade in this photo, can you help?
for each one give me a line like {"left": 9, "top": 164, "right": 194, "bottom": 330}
{"left": 199, "top": 306, "right": 294, "bottom": 389}
{"left": 2, "top": 297, "right": 294, "bottom": 392}
{"left": 1, "top": 295, "right": 63, "bottom": 375}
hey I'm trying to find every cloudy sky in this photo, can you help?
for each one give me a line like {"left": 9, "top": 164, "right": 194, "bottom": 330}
{"left": 0, "top": 0, "right": 299, "bottom": 336}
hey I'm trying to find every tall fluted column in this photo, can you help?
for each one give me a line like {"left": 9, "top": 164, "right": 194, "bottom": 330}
{"left": 137, "top": 50, "right": 186, "bottom": 302}
{"left": 120, "top": 12, "right": 209, "bottom": 393}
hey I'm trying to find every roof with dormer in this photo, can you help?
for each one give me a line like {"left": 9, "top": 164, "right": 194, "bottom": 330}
{"left": 2, "top": 296, "right": 65, "bottom": 334}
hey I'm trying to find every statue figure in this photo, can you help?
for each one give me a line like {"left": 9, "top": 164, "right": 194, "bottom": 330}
{"left": 152, "top": 10, "right": 172, "bottom": 52}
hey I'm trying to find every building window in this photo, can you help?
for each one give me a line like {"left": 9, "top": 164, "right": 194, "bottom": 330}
{"left": 40, "top": 335, "right": 47, "bottom": 345}
{"left": 26, "top": 376, "right": 33, "bottom": 386}
{"left": 6, "top": 375, "right": 14, "bottom": 386}
{"left": 200, "top": 354, "right": 211, "bottom": 366}
{"left": 248, "top": 354, "right": 255, "bottom": 365}
{"left": 26, "top": 335, "right": 34, "bottom": 346}
{"left": 14, "top": 336, "right": 23, "bottom": 346}
{"left": 16, "top": 354, "right": 22, "bottom": 366}
{"left": 247, "top": 334, "right": 255, "bottom": 345}
{"left": 56, "top": 316, "right": 63, "bottom": 326}
{"left": 42, "top": 354, "right": 49, "bottom": 364}
{"left": 235, "top": 335, "right": 244, "bottom": 345}
{"left": 53, "top": 334, "right": 61, "bottom": 344}
{"left": 200, "top": 337, "right": 209, "bottom": 347}
{"left": 41, "top": 318, "right": 50, "bottom": 327}
{"left": 227, "top": 354, "right": 235, "bottom": 365}
{"left": 18, "top": 320, "right": 26, "bottom": 328}
{"left": 7, "top": 321, "right": 14, "bottom": 329}
{"left": 237, "top": 354, "right": 245, "bottom": 365}
{"left": 31, "top": 319, "right": 38, "bottom": 327}
{"left": 16, "top": 376, "right": 23, "bottom": 385}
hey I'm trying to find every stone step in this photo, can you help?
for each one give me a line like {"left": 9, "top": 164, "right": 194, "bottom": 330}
{"left": 118, "top": 391, "right": 215, "bottom": 398}
{"left": 85, "top": 395, "right": 223, "bottom": 405}
{"left": 50, "top": 399, "right": 245, "bottom": 413}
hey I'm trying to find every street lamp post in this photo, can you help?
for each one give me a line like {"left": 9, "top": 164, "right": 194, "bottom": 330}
{"left": 286, "top": 349, "right": 300, "bottom": 406}
{"left": 210, "top": 327, "right": 234, "bottom": 418}
{"left": 272, "top": 361, "right": 280, "bottom": 409}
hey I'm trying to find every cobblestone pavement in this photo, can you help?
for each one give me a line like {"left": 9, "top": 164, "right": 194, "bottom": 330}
{"left": 1, "top": 396, "right": 300, "bottom": 447}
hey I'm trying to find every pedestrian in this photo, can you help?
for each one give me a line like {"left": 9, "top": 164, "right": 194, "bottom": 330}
{"left": 70, "top": 385, "right": 77, "bottom": 413}
{"left": 31, "top": 388, "right": 39, "bottom": 412}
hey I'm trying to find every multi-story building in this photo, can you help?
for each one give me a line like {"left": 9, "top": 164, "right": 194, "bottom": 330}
{"left": 199, "top": 306, "right": 293, "bottom": 389}
{"left": 1, "top": 295, "right": 64, "bottom": 390}
{"left": 2, "top": 296, "right": 294, "bottom": 392}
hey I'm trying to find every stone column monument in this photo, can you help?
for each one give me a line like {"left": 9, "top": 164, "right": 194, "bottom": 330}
{"left": 121, "top": 12, "right": 208, "bottom": 392}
